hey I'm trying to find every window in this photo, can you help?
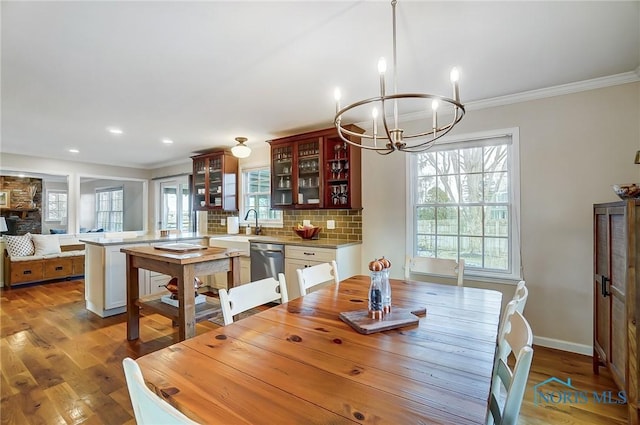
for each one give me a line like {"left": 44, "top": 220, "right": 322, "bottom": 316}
{"left": 242, "top": 168, "right": 282, "bottom": 225}
{"left": 407, "top": 128, "right": 521, "bottom": 280}
{"left": 45, "top": 190, "right": 67, "bottom": 222}
{"left": 96, "top": 187, "right": 124, "bottom": 231}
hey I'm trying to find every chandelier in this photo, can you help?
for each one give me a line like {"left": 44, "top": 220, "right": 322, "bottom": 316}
{"left": 333, "top": 0, "right": 465, "bottom": 154}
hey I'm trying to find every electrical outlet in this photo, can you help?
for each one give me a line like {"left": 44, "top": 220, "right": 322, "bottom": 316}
{"left": 220, "top": 219, "right": 226, "bottom": 225}
{"left": 327, "top": 220, "right": 336, "bottom": 230}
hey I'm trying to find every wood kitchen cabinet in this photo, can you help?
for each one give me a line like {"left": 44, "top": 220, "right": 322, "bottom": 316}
{"left": 269, "top": 125, "right": 363, "bottom": 210}
{"left": 192, "top": 151, "right": 238, "bottom": 211}
{"left": 593, "top": 200, "right": 639, "bottom": 424}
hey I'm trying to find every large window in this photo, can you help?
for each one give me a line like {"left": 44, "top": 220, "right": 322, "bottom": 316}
{"left": 408, "top": 129, "right": 521, "bottom": 280}
{"left": 45, "top": 190, "right": 67, "bottom": 221}
{"left": 242, "top": 168, "right": 282, "bottom": 225}
{"left": 96, "top": 187, "right": 124, "bottom": 231}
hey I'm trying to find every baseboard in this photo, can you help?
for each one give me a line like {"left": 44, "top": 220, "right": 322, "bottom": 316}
{"left": 533, "top": 336, "right": 592, "bottom": 356}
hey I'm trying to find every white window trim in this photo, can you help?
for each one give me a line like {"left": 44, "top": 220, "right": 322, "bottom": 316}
{"left": 239, "top": 165, "right": 283, "bottom": 228}
{"left": 44, "top": 189, "right": 68, "bottom": 223}
{"left": 405, "top": 127, "right": 522, "bottom": 283}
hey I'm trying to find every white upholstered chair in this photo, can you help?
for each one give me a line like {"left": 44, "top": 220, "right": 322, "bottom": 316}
{"left": 404, "top": 256, "right": 465, "bottom": 286}
{"left": 487, "top": 310, "right": 534, "bottom": 425}
{"left": 296, "top": 260, "right": 339, "bottom": 297}
{"left": 218, "top": 273, "right": 288, "bottom": 326}
{"left": 122, "top": 357, "right": 199, "bottom": 425}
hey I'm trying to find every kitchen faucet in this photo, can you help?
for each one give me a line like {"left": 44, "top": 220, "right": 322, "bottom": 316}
{"left": 244, "top": 209, "right": 262, "bottom": 235}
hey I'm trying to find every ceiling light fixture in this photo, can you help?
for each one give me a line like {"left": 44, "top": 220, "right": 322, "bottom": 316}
{"left": 69, "top": 149, "right": 79, "bottom": 154}
{"left": 333, "top": 0, "right": 465, "bottom": 154}
{"left": 231, "top": 137, "right": 251, "bottom": 158}
{"left": 107, "top": 127, "right": 123, "bottom": 135}
{"left": 162, "top": 138, "right": 174, "bottom": 145}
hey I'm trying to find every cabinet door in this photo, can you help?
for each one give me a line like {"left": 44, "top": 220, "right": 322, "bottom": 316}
{"left": 208, "top": 155, "right": 223, "bottom": 208}
{"left": 105, "top": 244, "right": 148, "bottom": 309}
{"left": 295, "top": 138, "right": 322, "bottom": 207}
{"left": 594, "top": 208, "right": 611, "bottom": 365}
{"left": 285, "top": 258, "right": 313, "bottom": 300}
{"left": 193, "top": 157, "right": 207, "bottom": 210}
{"left": 610, "top": 210, "right": 628, "bottom": 386}
{"left": 271, "top": 143, "right": 294, "bottom": 207}
{"left": 192, "top": 152, "right": 238, "bottom": 211}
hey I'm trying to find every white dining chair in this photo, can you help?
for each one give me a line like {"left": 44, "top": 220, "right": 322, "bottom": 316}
{"left": 487, "top": 310, "right": 534, "bottom": 425}
{"left": 218, "top": 273, "right": 288, "bottom": 326}
{"left": 122, "top": 357, "right": 200, "bottom": 425}
{"left": 296, "top": 260, "right": 339, "bottom": 297}
{"left": 513, "top": 280, "right": 527, "bottom": 314}
{"left": 404, "top": 256, "right": 465, "bottom": 286}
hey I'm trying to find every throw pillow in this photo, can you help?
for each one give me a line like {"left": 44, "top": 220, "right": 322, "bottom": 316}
{"left": 31, "top": 234, "right": 62, "bottom": 256}
{"left": 5, "top": 233, "right": 35, "bottom": 257}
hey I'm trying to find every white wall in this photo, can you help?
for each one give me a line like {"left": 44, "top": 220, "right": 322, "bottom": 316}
{"left": 361, "top": 82, "right": 640, "bottom": 353}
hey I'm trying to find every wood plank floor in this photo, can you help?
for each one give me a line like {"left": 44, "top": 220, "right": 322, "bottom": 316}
{"left": 0, "top": 279, "right": 628, "bottom": 425}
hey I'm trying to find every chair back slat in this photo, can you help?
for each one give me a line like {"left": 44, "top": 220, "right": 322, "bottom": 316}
{"left": 219, "top": 273, "right": 288, "bottom": 326}
{"left": 404, "top": 256, "right": 464, "bottom": 286}
{"left": 297, "top": 260, "right": 339, "bottom": 297}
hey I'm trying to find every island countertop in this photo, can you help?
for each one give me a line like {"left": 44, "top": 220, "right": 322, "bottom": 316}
{"left": 80, "top": 232, "right": 207, "bottom": 247}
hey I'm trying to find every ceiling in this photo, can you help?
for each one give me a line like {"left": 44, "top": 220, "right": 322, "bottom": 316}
{"left": 2, "top": 1, "right": 639, "bottom": 169}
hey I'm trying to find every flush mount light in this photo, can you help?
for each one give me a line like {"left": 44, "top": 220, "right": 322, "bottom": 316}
{"left": 107, "top": 127, "right": 123, "bottom": 135}
{"left": 69, "top": 149, "right": 79, "bottom": 154}
{"left": 231, "top": 137, "right": 251, "bottom": 158}
{"left": 162, "top": 138, "right": 174, "bottom": 145}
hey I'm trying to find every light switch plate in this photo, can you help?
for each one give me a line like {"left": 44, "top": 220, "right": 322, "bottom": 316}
{"left": 220, "top": 219, "right": 226, "bottom": 225}
{"left": 327, "top": 220, "right": 336, "bottom": 230}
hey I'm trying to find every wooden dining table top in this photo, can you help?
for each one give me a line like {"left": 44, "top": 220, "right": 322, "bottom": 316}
{"left": 135, "top": 275, "right": 503, "bottom": 424}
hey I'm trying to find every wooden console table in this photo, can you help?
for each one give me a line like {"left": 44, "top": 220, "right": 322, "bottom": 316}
{"left": 121, "top": 245, "right": 241, "bottom": 341}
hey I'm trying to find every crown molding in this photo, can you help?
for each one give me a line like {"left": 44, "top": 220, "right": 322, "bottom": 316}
{"left": 465, "top": 70, "right": 640, "bottom": 111}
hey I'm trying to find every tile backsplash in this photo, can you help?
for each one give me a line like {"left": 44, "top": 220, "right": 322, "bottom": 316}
{"left": 207, "top": 209, "right": 362, "bottom": 241}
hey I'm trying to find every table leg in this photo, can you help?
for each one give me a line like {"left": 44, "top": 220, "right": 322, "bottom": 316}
{"left": 178, "top": 265, "right": 197, "bottom": 341}
{"left": 227, "top": 256, "right": 240, "bottom": 289}
{"left": 126, "top": 255, "right": 140, "bottom": 340}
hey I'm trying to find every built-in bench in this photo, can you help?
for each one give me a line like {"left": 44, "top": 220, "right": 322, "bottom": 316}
{"left": 3, "top": 243, "right": 85, "bottom": 288}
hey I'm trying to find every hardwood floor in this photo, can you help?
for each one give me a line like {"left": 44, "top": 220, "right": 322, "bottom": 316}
{"left": 0, "top": 279, "right": 628, "bottom": 425}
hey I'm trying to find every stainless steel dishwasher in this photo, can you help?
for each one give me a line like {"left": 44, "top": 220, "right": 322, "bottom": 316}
{"left": 250, "top": 242, "right": 285, "bottom": 281}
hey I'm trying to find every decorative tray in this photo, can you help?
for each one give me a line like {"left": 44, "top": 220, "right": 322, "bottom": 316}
{"left": 339, "top": 307, "right": 426, "bottom": 334}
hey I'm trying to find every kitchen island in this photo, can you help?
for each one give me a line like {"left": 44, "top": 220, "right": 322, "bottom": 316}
{"left": 81, "top": 233, "right": 208, "bottom": 317}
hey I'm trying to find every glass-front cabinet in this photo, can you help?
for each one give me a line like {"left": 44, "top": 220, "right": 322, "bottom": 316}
{"left": 192, "top": 151, "right": 238, "bottom": 211}
{"left": 269, "top": 126, "right": 362, "bottom": 210}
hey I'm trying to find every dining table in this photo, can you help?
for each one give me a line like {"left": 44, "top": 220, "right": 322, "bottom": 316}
{"left": 134, "top": 274, "right": 503, "bottom": 424}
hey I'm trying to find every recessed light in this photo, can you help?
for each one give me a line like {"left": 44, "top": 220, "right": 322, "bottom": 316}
{"left": 162, "top": 138, "right": 174, "bottom": 145}
{"left": 107, "top": 127, "right": 123, "bottom": 135}
{"left": 69, "top": 149, "right": 79, "bottom": 154}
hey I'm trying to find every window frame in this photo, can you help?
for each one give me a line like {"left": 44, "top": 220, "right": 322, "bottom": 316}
{"left": 406, "top": 127, "right": 522, "bottom": 282}
{"left": 240, "top": 166, "right": 283, "bottom": 227}
{"left": 44, "top": 189, "right": 68, "bottom": 222}
{"left": 95, "top": 186, "right": 124, "bottom": 232}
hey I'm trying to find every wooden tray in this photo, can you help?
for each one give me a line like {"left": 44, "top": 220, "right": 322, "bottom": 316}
{"left": 339, "top": 307, "right": 426, "bottom": 334}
